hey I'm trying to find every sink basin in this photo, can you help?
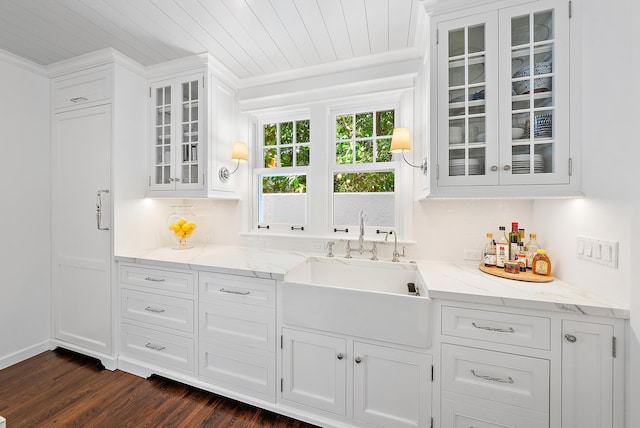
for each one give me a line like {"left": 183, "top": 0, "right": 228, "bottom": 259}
{"left": 282, "top": 257, "right": 432, "bottom": 348}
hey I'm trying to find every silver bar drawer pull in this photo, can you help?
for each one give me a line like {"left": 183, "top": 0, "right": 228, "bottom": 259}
{"left": 144, "top": 306, "right": 165, "bottom": 313}
{"left": 219, "top": 288, "right": 250, "bottom": 295}
{"left": 471, "top": 369, "right": 514, "bottom": 384}
{"left": 144, "top": 276, "right": 166, "bottom": 282}
{"left": 144, "top": 343, "right": 165, "bottom": 351}
{"left": 70, "top": 96, "right": 88, "bottom": 103}
{"left": 472, "top": 322, "right": 515, "bottom": 333}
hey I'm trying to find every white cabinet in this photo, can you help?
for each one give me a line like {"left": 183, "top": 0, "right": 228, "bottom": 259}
{"left": 429, "top": 0, "right": 578, "bottom": 197}
{"left": 119, "top": 263, "right": 196, "bottom": 375}
{"left": 561, "top": 320, "right": 615, "bottom": 428}
{"left": 146, "top": 55, "right": 239, "bottom": 198}
{"left": 52, "top": 103, "right": 112, "bottom": 361}
{"left": 281, "top": 328, "right": 432, "bottom": 427}
{"left": 198, "top": 272, "right": 277, "bottom": 401}
{"left": 52, "top": 66, "right": 112, "bottom": 111}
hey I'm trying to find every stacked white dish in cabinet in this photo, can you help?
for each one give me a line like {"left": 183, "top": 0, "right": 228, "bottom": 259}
{"left": 119, "top": 264, "right": 196, "bottom": 375}
{"left": 198, "top": 272, "right": 277, "bottom": 402}
{"left": 440, "top": 305, "right": 551, "bottom": 427}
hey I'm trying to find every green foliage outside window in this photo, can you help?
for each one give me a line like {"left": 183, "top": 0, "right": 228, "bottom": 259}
{"left": 262, "top": 175, "right": 306, "bottom": 194}
{"left": 334, "top": 172, "right": 394, "bottom": 193}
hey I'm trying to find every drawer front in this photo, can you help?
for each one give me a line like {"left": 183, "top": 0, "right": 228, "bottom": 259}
{"left": 441, "top": 344, "right": 549, "bottom": 412}
{"left": 199, "top": 342, "right": 276, "bottom": 401}
{"left": 121, "top": 323, "right": 194, "bottom": 373}
{"left": 121, "top": 289, "right": 194, "bottom": 333}
{"left": 442, "top": 397, "right": 548, "bottom": 428}
{"left": 120, "top": 264, "right": 195, "bottom": 295}
{"left": 53, "top": 68, "right": 112, "bottom": 110}
{"left": 199, "top": 302, "right": 275, "bottom": 352}
{"left": 442, "top": 306, "right": 551, "bottom": 350}
{"left": 199, "top": 272, "right": 275, "bottom": 308}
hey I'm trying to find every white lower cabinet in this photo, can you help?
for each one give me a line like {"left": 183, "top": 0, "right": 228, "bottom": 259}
{"left": 281, "top": 328, "right": 432, "bottom": 428}
{"left": 441, "top": 396, "right": 548, "bottom": 428}
{"left": 119, "top": 263, "right": 196, "bottom": 375}
{"left": 198, "top": 272, "right": 277, "bottom": 402}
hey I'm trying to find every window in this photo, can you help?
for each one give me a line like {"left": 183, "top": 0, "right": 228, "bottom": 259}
{"left": 332, "top": 109, "right": 397, "bottom": 229}
{"left": 255, "top": 118, "right": 310, "bottom": 229}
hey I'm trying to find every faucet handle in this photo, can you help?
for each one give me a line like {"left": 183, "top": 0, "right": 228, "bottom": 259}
{"left": 326, "top": 241, "right": 335, "bottom": 257}
{"left": 344, "top": 240, "right": 352, "bottom": 259}
{"left": 370, "top": 242, "right": 379, "bottom": 261}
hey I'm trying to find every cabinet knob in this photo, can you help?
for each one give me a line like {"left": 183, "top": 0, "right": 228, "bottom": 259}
{"left": 355, "top": 356, "right": 362, "bottom": 364}
{"left": 503, "top": 165, "right": 511, "bottom": 171}
{"left": 565, "top": 333, "right": 577, "bottom": 343}
{"left": 337, "top": 353, "right": 344, "bottom": 360}
{"left": 490, "top": 165, "right": 498, "bottom": 172}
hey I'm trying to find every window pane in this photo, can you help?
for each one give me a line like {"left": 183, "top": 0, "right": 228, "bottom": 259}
{"left": 264, "top": 148, "right": 277, "bottom": 168}
{"left": 376, "top": 110, "right": 395, "bottom": 136}
{"left": 297, "top": 145, "right": 310, "bottom": 166}
{"left": 296, "top": 120, "right": 310, "bottom": 143}
{"left": 333, "top": 172, "right": 395, "bottom": 228}
{"left": 377, "top": 138, "right": 392, "bottom": 162}
{"left": 280, "top": 147, "right": 293, "bottom": 167}
{"left": 336, "top": 142, "right": 353, "bottom": 164}
{"left": 355, "top": 140, "right": 374, "bottom": 164}
{"left": 356, "top": 112, "right": 373, "bottom": 138}
{"left": 264, "top": 123, "right": 277, "bottom": 145}
{"left": 259, "top": 175, "right": 307, "bottom": 224}
{"left": 336, "top": 115, "right": 353, "bottom": 139}
{"left": 281, "top": 122, "right": 294, "bottom": 145}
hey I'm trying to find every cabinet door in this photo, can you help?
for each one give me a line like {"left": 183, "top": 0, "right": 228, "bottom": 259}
{"left": 353, "top": 342, "right": 431, "bottom": 428}
{"left": 562, "top": 320, "right": 614, "bottom": 428}
{"left": 281, "top": 329, "right": 347, "bottom": 416}
{"left": 437, "top": 12, "right": 499, "bottom": 186}
{"left": 150, "top": 79, "right": 174, "bottom": 190}
{"left": 498, "top": 0, "right": 570, "bottom": 185}
{"left": 52, "top": 105, "right": 112, "bottom": 354}
{"left": 176, "top": 74, "right": 204, "bottom": 190}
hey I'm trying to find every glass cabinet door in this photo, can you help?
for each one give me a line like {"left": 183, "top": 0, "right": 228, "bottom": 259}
{"left": 499, "top": 0, "right": 570, "bottom": 185}
{"left": 152, "top": 81, "right": 173, "bottom": 188}
{"left": 438, "top": 13, "right": 498, "bottom": 186}
{"left": 180, "top": 78, "right": 200, "bottom": 186}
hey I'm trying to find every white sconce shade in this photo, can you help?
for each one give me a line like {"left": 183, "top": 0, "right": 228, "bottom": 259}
{"left": 219, "top": 141, "right": 248, "bottom": 182}
{"left": 231, "top": 141, "right": 248, "bottom": 161}
{"left": 390, "top": 127, "right": 411, "bottom": 153}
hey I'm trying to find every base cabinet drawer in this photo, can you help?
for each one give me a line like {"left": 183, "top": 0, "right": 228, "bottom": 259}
{"left": 441, "top": 306, "right": 551, "bottom": 350}
{"left": 122, "top": 289, "right": 194, "bottom": 333}
{"left": 120, "top": 264, "right": 195, "bottom": 294}
{"left": 200, "top": 302, "right": 275, "bottom": 352}
{"left": 441, "top": 396, "right": 548, "bottom": 428}
{"left": 121, "top": 324, "right": 194, "bottom": 374}
{"left": 441, "top": 344, "right": 549, "bottom": 412}
{"left": 199, "top": 342, "right": 275, "bottom": 401}
{"left": 199, "top": 272, "right": 275, "bottom": 307}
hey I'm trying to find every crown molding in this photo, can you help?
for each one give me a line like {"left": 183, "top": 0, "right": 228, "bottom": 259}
{"left": 0, "top": 48, "right": 47, "bottom": 76}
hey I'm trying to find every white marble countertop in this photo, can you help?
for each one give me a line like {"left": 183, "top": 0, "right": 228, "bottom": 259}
{"left": 115, "top": 245, "right": 629, "bottom": 319}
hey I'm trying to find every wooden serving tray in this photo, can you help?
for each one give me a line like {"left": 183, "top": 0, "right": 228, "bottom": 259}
{"left": 479, "top": 262, "right": 554, "bottom": 283}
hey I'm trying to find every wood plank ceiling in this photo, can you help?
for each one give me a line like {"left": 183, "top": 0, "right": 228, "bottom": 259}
{"left": 0, "top": 0, "right": 423, "bottom": 80}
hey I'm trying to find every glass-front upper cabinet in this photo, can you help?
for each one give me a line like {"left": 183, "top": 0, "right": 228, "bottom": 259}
{"left": 150, "top": 73, "right": 204, "bottom": 192}
{"left": 432, "top": 0, "right": 574, "bottom": 196}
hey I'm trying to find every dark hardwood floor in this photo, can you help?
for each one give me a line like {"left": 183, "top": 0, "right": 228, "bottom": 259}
{"left": 0, "top": 349, "right": 318, "bottom": 428}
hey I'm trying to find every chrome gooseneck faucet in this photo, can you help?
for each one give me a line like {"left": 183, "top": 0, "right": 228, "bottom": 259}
{"left": 358, "top": 210, "right": 365, "bottom": 255}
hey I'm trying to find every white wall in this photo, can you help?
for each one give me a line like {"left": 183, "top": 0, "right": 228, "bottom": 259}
{"left": 0, "top": 52, "right": 51, "bottom": 368}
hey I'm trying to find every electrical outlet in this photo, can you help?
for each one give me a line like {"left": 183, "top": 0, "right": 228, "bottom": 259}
{"left": 464, "top": 249, "right": 482, "bottom": 261}
{"left": 577, "top": 236, "right": 618, "bottom": 268}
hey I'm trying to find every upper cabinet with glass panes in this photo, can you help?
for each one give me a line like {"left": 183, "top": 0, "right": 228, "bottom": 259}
{"left": 428, "top": 0, "right": 579, "bottom": 197}
{"left": 146, "top": 56, "right": 239, "bottom": 198}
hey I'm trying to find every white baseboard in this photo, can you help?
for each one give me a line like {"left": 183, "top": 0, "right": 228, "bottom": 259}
{"left": 0, "top": 340, "right": 50, "bottom": 370}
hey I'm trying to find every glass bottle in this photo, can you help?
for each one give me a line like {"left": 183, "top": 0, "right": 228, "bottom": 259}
{"left": 516, "top": 242, "right": 527, "bottom": 271}
{"left": 496, "top": 226, "right": 509, "bottom": 268}
{"left": 508, "top": 222, "right": 521, "bottom": 260}
{"left": 532, "top": 249, "right": 552, "bottom": 275}
{"left": 525, "top": 233, "right": 540, "bottom": 269}
{"left": 483, "top": 233, "right": 496, "bottom": 267}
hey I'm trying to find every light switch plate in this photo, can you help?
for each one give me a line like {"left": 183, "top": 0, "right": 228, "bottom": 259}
{"left": 577, "top": 235, "right": 618, "bottom": 268}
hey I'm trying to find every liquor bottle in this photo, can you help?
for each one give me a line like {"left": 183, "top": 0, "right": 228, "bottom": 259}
{"left": 483, "top": 233, "right": 496, "bottom": 267}
{"left": 517, "top": 242, "right": 527, "bottom": 271}
{"left": 496, "top": 226, "right": 509, "bottom": 268}
{"left": 525, "top": 233, "right": 540, "bottom": 269}
{"left": 508, "top": 222, "right": 521, "bottom": 260}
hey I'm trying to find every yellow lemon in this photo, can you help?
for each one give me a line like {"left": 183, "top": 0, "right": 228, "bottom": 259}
{"left": 178, "top": 219, "right": 187, "bottom": 226}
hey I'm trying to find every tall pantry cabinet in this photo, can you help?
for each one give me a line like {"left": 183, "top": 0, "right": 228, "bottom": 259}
{"left": 49, "top": 50, "right": 147, "bottom": 369}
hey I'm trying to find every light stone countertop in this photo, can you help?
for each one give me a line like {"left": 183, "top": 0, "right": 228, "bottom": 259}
{"left": 115, "top": 245, "right": 629, "bottom": 319}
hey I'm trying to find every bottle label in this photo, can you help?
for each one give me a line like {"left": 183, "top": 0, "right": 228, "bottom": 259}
{"left": 534, "top": 260, "right": 550, "bottom": 275}
{"left": 484, "top": 253, "right": 497, "bottom": 266}
{"left": 510, "top": 243, "right": 520, "bottom": 260}
{"left": 496, "top": 243, "right": 509, "bottom": 267}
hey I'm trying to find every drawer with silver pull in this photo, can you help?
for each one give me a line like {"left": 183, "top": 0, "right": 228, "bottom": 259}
{"left": 121, "top": 289, "right": 194, "bottom": 333}
{"left": 441, "top": 343, "right": 549, "bottom": 412}
{"left": 199, "top": 272, "right": 275, "bottom": 308}
{"left": 120, "top": 264, "right": 195, "bottom": 295}
{"left": 52, "top": 67, "right": 112, "bottom": 110}
{"left": 441, "top": 306, "right": 551, "bottom": 350}
{"left": 120, "top": 323, "right": 195, "bottom": 373}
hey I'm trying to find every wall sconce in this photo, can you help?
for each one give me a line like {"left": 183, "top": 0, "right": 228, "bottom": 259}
{"left": 218, "top": 141, "right": 248, "bottom": 182}
{"left": 390, "top": 127, "right": 427, "bottom": 174}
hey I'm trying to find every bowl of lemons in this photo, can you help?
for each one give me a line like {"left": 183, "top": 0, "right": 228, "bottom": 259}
{"left": 167, "top": 206, "right": 197, "bottom": 249}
